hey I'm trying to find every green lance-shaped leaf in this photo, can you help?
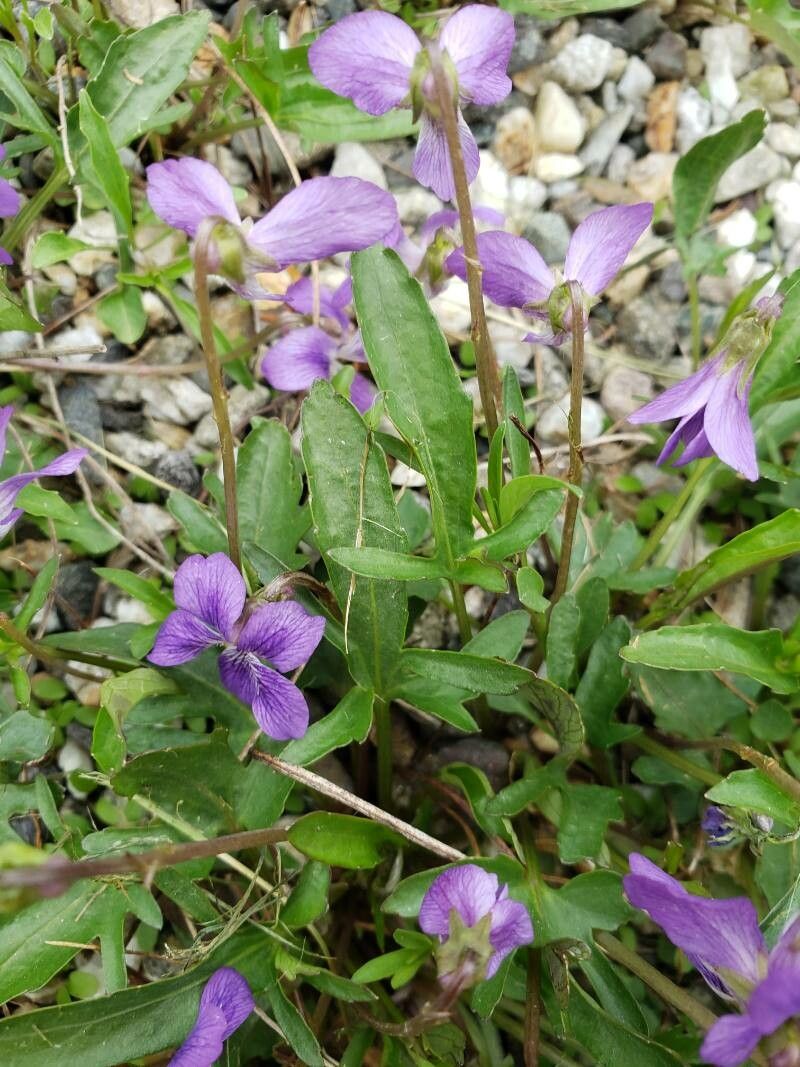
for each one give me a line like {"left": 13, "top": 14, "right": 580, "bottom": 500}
{"left": 673, "top": 110, "right": 766, "bottom": 252}
{"left": 498, "top": 0, "right": 644, "bottom": 18}
{"left": 352, "top": 246, "right": 477, "bottom": 562}
{"left": 645, "top": 510, "right": 800, "bottom": 624}
{"left": 77, "top": 89, "right": 132, "bottom": 236}
{"left": 301, "top": 380, "right": 408, "bottom": 694}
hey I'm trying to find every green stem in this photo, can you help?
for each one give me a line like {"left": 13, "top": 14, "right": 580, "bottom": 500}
{"left": 0, "top": 614, "right": 135, "bottom": 675}
{"left": 524, "top": 948, "right": 542, "bottom": 1067}
{"left": 449, "top": 580, "right": 473, "bottom": 644}
{"left": 374, "top": 697, "right": 393, "bottom": 812}
{"left": 550, "top": 283, "right": 585, "bottom": 605}
{"left": 652, "top": 460, "right": 717, "bottom": 569}
{"left": 596, "top": 932, "right": 720, "bottom": 1034}
{"left": 687, "top": 273, "right": 702, "bottom": 369}
{"left": 2, "top": 163, "right": 68, "bottom": 255}
{"left": 629, "top": 733, "right": 721, "bottom": 787}
{"left": 430, "top": 48, "right": 501, "bottom": 438}
{"left": 194, "top": 220, "right": 241, "bottom": 571}
{"left": 633, "top": 460, "right": 712, "bottom": 570}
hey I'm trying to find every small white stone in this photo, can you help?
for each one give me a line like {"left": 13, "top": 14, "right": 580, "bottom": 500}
{"left": 534, "top": 153, "right": 584, "bottom": 182}
{"left": 537, "top": 393, "right": 605, "bottom": 444}
{"left": 676, "top": 87, "right": 712, "bottom": 153}
{"left": 607, "top": 144, "right": 636, "bottom": 184}
{"left": 618, "top": 57, "right": 655, "bottom": 103}
{"left": 767, "top": 180, "right": 800, "bottom": 248}
{"left": 535, "top": 81, "right": 586, "bottom": 153}
{"left": 394, "top": 186, "right": 442, "bottom": 225}
{"left": 67, "top": 212, "right": 118, "bottom": 275}
{"left": 548, "top": 35, "right": 614, "bottom": 93}
{"left": 430, "top": 277, "right": 472, "bottom": 334}
{"left": 717, "top": 208, "right": 758, "bottom": 248}
{"left": 725, "top": 249, "right": 757, "bottom": 288}
{"left": 142, "top": 377, "right": 212, "bottom": 425}
{"left": 46, "top": 325, "right": 104, "bottom": 365}
{"left": 390, "top": 461, "right": 427, "bottom": 489}
{"left": 105, "top": 431, "right": 168, "bottom": 467}
{"left": 493, "top": 106, "right": 537, "bottom": 172}
{"left": 469, "top": 150, "right": 509, "bottom": 212}
{"left": 120, "top": 502, "right": 177, "bottom": 544}
{"left": 491, "top": 322, "right": 531, "bottom": 371}
{"left": 201, "top": 143, "right": 251, "bottom": 187}
{"left": 700, "top": 24, "right": 752, "bottom": 79}
{"left": 505, "top": 176, "right": 548, "bottom": 225}
{"left": 766, "top": 121, "right": 800, "bottom": 159}
{"left": 601, "top": 366, "right": 654, "bottom": 420}
{"left": 330, "top": 142, "right": 387, "bottom": 189}
{"left": 58, "top": 740, "right": 94, "bottom": 799}
{"left": 715, "top": 143, "right": 787, "bottom": 201}
{"left": 193, "top": 383, "right": 270, "bottom": 449}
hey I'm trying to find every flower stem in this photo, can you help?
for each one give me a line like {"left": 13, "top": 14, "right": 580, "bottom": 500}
{"left": 551, "top": 284, "right": 585, "bottom": 605}
{"left": 429, "top": 50, "right": 501, "bottom": 438}
{"left": 632, "top": 460, "right": 712, "bottom": 570}
{"left": 194, "top": 220, "right": 241, "bottom": 571}
{"left": 524, "top": 948, "right": 542, "bottom": 1067}
{"left": 374, "top": 696, "right": 393, "bottom": 812}
{"left": 628, "top": 733, "right": 721, "bottom": 788}
{"left": 687, "top": 272, "right": 702, "bottom": 369}
{"left": 595, "top": 932, "right": 720, "bottom": 1033}
{"left": 449, "top": 579, "right": 473, "bottom": 643}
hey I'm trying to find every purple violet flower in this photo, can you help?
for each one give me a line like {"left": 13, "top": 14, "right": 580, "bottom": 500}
{"left": 309, "top": 7, "right": 515, "bottom": 202}
{"left": 625, "top": 852, "right": 800, "bottom": 1067}
{"left": 703, "top": 806, "right": 738, "bottom": 848}
{"left": 446, "top": 202, "right": 653, "bottom": 344}
{"left": 146, "top": 158, "right": 398, "bottom": 296}
{"left": 261, "top": 277, "right": 375, "bottom": 414}
{"left": 419, "top": 864, "right": 533, "bottom": 984}
{"left": 628, "top": 294, "right": 784, "bottom": 482}
{"left": 0, "top": 145, "right": 21, "bottom": 265}
{"left": 148, "top": 553, "right": 325, "bottom": 740}
{"left": 169, "top": 967, "right": 253, "bottom": 1066}
{"left": 0, "top": 406, "right": 87, "bottom": 536}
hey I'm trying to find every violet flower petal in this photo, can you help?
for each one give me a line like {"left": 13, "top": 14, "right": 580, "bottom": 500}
{"left": 349, "top": 372, "right": 377, "bottom": 415}
{"left": 0, "top": 405, "right": 14, "bottom": 464}
{"left": 412, "top": 111, "right": 479, "bottom": 203}
{"left": 309, "top": 11, "right": 420, "bottom": 116}
{"left": 671, "top": 424, "right": 715, "bottom": 466}
{"left": 629, "top": 354, "right": 723, "bottom": 425}
{"left": 419, "top": 864, "right": 501, "bottom": 936}
{"left": 219, "top": 650, "right": 310, "bottom": 739}
{"left": 172, "top": 553, "right": 246, "bottom": 641}
{"left": 623, "top": 854, "right": 765, "bottom": 988}
{"left": 235, "top": 600, "right": 325, "bottom": 671}
{"left": 0, "top": 246, "right": 12, "bottom": 266}
{"left": 148, "top": 610, "right": 224, "bottom": 667}
{"left": 0, "top": 508, "right": 23, "bottom": 537}
{"left": 746, "top": 964, "right": 800, "bottom": 1043}
{"left": 487, "top": 896, "right": 534, "bottom": 978}
{"left": 261, "top": 326, "right": 335, "bottom": 392}
{"left": 248, "top": 177, "right": 398, "bottom": 268}
{"left": 170, "top": 967, "right": 254, "bottom": 1067}
{"left": 0, "top": 449, "right": 87, "bottom": 524}
{"left": 439, "top": 6, "right": 515, "bottom": 107}
{"left": 0, "top": 176, "right": 20, "bottom": 219}
{"left": 699, "top": 1013, "right": 762, "bottom": 1067}
{"left": 146, "top": 159, "right": 241, "bottom": 238}
{"left": 421, "top": 205, "right": 505, "bottom": 239}
{"left": 447, "top": 231, "right": 555, "bottom": 308}
{"left": 284, "top": 278, "right": 350, "bottom": 328}
{"left": 703, "top": 365, "right": 758, "bottom": 481}
{"left": 564, "top": 203, "right": 653, "bottom": 296}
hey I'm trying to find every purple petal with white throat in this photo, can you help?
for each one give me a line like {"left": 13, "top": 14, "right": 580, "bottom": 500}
{"left": 447, "top": 230, "right": 555, "bottom": 308}
{"left": 419, "top": 865, "right": 500, "bottom": 936}
{"left": 703, "top": 365, "right": 758, "bottom": 481}
{"left": 564, "top": 202, "right": 653, "bottom": 296}
{"left": 309, "top": 11, "right": 420, "bottom": 116}
{"left": 219, "top": 650, "right": 310, "bottom": 739}
{"left": 173, "top": 553, "right": 246, "bottom": 640}
{"left": 235, "top": 600, "right": 325, "bottom": 671}
{"left": 623, "top": 853, "right": 765, "bottom": 988}
{"left": 248, "top": 177, "right": 398, "bottom": 267}
{"left": 146, "top": 159, "right": 240, "bottom": 238}
{"left": 439, "top": 6, "right": 515, "bottom": 107}
{"left": 628, "top": 354, "right": 723, "bottom": 425}
{"left": 412, "top": 112, "right": 479, "bottom": 203}
{"left": 0, "top": 176, "right": 20, "bottom": 218}
{"left": 148, "top": 610, "right": 223, "bottom": 666}
{"left": 699, "top": 1013, "right": 762, "bottom": 1067}
{"left": 261, "top": 326, "right": 335, "bottom": 392}
{"left": 487, "top": 897, "right": 534, "bottom": 977}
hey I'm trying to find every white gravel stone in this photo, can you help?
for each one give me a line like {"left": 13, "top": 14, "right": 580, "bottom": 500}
{"left": 766, "top": 180, "right": 800, "bottom": 248}
{"left": 725, "top": 249, "right": 757, "bottom": 289}
{"left": 58, "top": 740, "right": 94, "bottom": 799}
{"left": 607, "top": 144, "right": 636, "bottom": 184}
{"left": 331, "top": 142, "right": 387, "bottom": 189}
{"left": 766, "top": 122, "right": 800, "bottom": 159}
{"left": 506, "top": 176, "right": 548, "bottom": 224}
{"left": 193, "top": 383, "right": 270, "bottom": 449}
{"left": 469, "top": 151, "right": 509, "bottom": 213}
{"left": 67, "top": 212, "right": 118, "bottom": 275}
{"left": 580, "top": 105, "right": 634, "bottom": 175}
{"left": 715, "top": 143, "right": 787, "bottom": 201}
{"left": 717, "top": 208, "right": 758, "bottom": 248}
{"left": 676, "top": 87, "right": 712, "bottom": 153}
{"left": 535, "top": 81, "right": 586, "bottom": 153}
{"left": 534, "top": 153, "right": 584, "bottom": 182}
{"left": 141, "top": 377, "right": 212, "bottom": 425}
{"left": 120, "top": 502, "right": 177, "bottom": 544}
{"left": 549, "top": 35, "right": 614, "bottom": 93}
{"left": 601, "top": 365, "right": 654, "bottom": 420}
{"left": 394, "top": 186, "right": 443, "bottom": 225}
{"left": 430, "top": 277, "right": 472, "bottom": 334}
{"left": 105, "top": 431, "right": 168, "bottom": 468}
{"left": 700, "top": 24, "right": 752, "bottom": 79}
{"left": 390, "top": 461, "right": 427, "bottom": 489}
{"left": 537, "top": 393, "right": 605, "bottom": 444}
{"left": 618, "top": 57, "right": 655, "bottom": 103}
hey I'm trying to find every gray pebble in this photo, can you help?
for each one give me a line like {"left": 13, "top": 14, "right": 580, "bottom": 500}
{"left": 618, "top": 296, "right": 680, "bottom": 361}
{"left": 55, "top": 562, "right": 99, "bottom": 629}
{"left": 522, "top": 212, "right": 572, "bottom": 263}
{"left": 152, "top": 450, "right": 202, "bottom": 497}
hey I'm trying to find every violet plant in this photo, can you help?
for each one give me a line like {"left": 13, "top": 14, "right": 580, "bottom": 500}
{"left": 0, "top": 4, "right": 798, "bottom": 1067}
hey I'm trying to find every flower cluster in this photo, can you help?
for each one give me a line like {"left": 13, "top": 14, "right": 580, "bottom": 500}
{"left": 419, "top": 864, "right": 533, "bottom": 985}
{"left": 0, "top": 145, "right": 20, "bottom": 265}
{"left": 625, "top": 853, "right": 800, "bottom": 1067}
{"left": 309, "top": 6, "right": 515, "bottom": 202}
{"left": 0, "top": 406, "right": 86, "bottom": 535}
{"left": 149, "top": 553, "right": 325, "bottom": 740}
